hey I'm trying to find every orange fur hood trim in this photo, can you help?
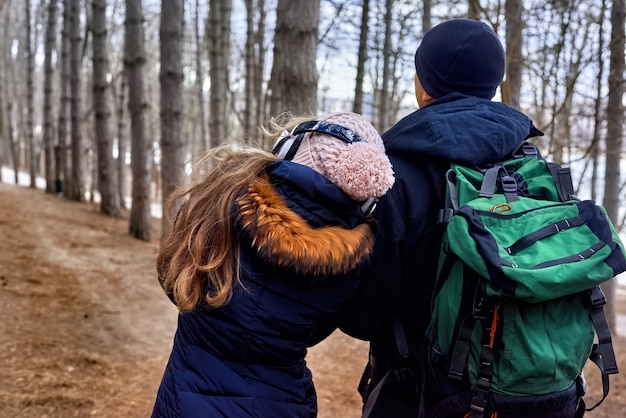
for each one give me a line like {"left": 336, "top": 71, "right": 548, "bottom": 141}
{"left": 236, "top": 176, "right": 374, "bottom": 276}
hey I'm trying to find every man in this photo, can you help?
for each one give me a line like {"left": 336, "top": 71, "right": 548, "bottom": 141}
{"left": 339, "top": 19, "right": 544, "bottom": 417}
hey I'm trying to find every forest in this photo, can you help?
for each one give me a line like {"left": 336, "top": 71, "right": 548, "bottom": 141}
{"left": 0, "top": 0, "right": 623, "bottom": 329}
{"left": 0, "top": 0, "right": 624, "bottom": 416}
{"left": 0, "top": 0, "right": 623, "bottom": 234}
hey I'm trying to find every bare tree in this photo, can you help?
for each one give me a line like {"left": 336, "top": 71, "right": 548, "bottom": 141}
{"left": 59, "top": 0, "right": 71, "bottom": 196}
{"left": 159, "top": 0, "right": 185, "bottom": 237}
{"left": 208, "top": 0, "right": 232, "bottom": 146}
{"left": 423, "top": 0, "right": 432, "bottom": 32}
{"left": 67, "top": 0, "right": 85, "bottom": 201}
{"left": 193, "top": 0, "right": 207, "bottom": 151}
{"left": 125, "top": 0, "right": 152, "bottom": 241}
{"left": 116, "top": 71, "right": 128, "bottom": 209}
{"left": 243, "top": 0, "right": 267, "bottom": 141}
{"left": 26, "top": 0, "right": 36, "bottom": 188}
{"left": 0, "top": 89, "right": 3, "bottom": 184}
{"left": 0, "top": 0, "right": 8, "bottom": 13}
{"left": 93, "top": 0, "right": 121, "bottom": 216}
{"left": 602, "top": 0, "right": 625, "bottom": 333}
{"left": 353, "top": 0, "right": 370, "bottom": 115}
{"left": 254, "top": 0, "right": 266, "bottom": 131}
{"left": 377, "top": 0, "right": 393, "bottom": 131}
{"left": 268, "top": 0, "right": 320, "bottom": 116}
{"left": 0, "top": 5, "right": 6, "bottom": 184}
{"left": 502, "top": 0, "right": 522, "bottom": 108}
{"left": 4, "top": 4, "right": 18, "bottom": 185}
{"left": 43, "top": 0, "right": 58, "bottom": 194}
{"left": 468, "top": 0, "right": 481, "bottom": 20}
{"left": 244, "top": 0, "right": 255, "bottom": 138}
{"left": 591, "top": 0, "right": 609, "bottom": 202}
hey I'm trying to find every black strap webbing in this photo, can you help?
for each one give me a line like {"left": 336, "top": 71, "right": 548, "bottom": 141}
{"left": 505, "top": 215, "right": 585, "bottom": 255}
{"left": 360, "top": 316, "right": 414, "bottom": 417}
{"left": 291, "top": 120, "right": 367, "bottom": 144}
{"left": 448, "top": 267, "right": 481, "bottom": 380}
{"left": 547, "top": 162, "right": 575, "bottom": 202}
{"left": 584, "top": 286, "right": 618, "bottom": 411}
{"left": 532, "top": 242, "right": 606, "bottom": 269}
{"left": 282, "top": 133, "right": 305, "bottom": 161}
{"left": 448, "top": 315, "right": 474, "bottom": 381}
{"left": 467, "top": 303, "right": 497, "bottom": 418}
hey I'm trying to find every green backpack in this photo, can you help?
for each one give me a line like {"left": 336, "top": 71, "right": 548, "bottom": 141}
{"left": 422, "top": 142, "right": 626, "bottom": 417}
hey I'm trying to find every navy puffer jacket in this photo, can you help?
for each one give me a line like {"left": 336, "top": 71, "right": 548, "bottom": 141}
{"left": 151, "top": 161, "right": 374, "bottom": 418}
{"left": 340, "top": 92, "right": 543, "bottom": 361}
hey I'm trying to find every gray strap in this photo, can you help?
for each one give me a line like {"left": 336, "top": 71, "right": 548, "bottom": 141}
{"left": 446, "top": 169, "right": 459, "bottom": 212}
{"left": 478, "top": 166, "right": 506, "bottom": 198}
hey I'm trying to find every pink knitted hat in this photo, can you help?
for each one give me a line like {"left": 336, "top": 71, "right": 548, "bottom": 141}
{"left": 290, "top": 112, "right": 395, "bottom": 201}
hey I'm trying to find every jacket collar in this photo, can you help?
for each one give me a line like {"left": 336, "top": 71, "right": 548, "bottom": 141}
{"left": 236, "top": 174, "right": 374, "bottom": 276}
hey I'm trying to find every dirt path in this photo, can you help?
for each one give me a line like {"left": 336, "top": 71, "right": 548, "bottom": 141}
{"left": 0, "top": 181, "right": 623, "bottom": 417}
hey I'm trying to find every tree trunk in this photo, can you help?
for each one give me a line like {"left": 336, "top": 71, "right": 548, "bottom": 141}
{"left": 268, "top": 0, "right": 319, "bottom": 116}
{"left": 67, "top": 0, "right": 84, "bottom": 201}
{"left": 159, "top": 0, "right": 185, "bottom": 238}
{"left": 0, "top": 60, "right": 3, "bottom": 184}
{"left": 602, "top": 0, "right": 625, "bottom": 334}
{"left": 59, "top": 0, "right": 71, "bottom": 196}
{"left": 244, "top": 0, "right": 253, "bottom": 138}
{"left": 353, "top": 0, "right": 369, "bottom": 115}
{"left": 194, "top": 0, "right": 207, "bottom": 151}
{"left": 254, "top": 0, "right": 266, "bottom": 129}
{"left": 116, "top": 71, "right": 128, "bottom": 209}
{"left": 502, "top": 0, "right": 522, "bottom": 109}
{"left": 26, "top": 0, "right": 36, "bottom": 188}
{"left": 468, "top": 0, "right": 481, "bottom": 20}
{"left": 208, "top": 0, "right": 232, "bottom": 147}
{"left": 0, "top": 81, "right": 3, "bottom": 183}
{"left": 242, "top": 0, "right": 266, "bottom": 142}
{"left": 377, "top": 0, "right": 393, "bottom": 131}
{"left": 43, "top": 0, "right": 59, "bottom": 194}
{"left": 422, "top": 0, "right": 432, "bottom": 32}
{"left": 0, "top": 6, "right": 7, "bottom": 184}
{"left": 591, "top": 0, "right": 608, "bottom": 203}
{"left": 2, "top": 5, "right": 18, "bottom": 184}
{"left": 125, "top": 0, "right": 152, "bottom": 241}
{"left": 93, "top": 0, "right": 121, "bottom": 217}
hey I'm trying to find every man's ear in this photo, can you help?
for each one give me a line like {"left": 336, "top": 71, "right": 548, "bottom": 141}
{"left": 417, "top": 90, "right": 434, "bottom": 105}
{"left": 414, "top": 74, "right": 435, "bottom": 108}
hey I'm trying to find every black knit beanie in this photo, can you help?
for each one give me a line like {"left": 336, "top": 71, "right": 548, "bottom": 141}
{"left": 414, "top": 19, "right": 505, "bottom": 100}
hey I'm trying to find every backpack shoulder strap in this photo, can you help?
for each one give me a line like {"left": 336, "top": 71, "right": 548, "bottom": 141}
{"left": 514, "top": 141, "right": 575, "bottom": 202}
{"left": 584, "top": 286, "right": 619, "bottom": 412}
{"left": 360, "top": 317, "right": 415, "bottom": 417}
{"left": 546, "top": 162, "right": 575, "bottom": 201}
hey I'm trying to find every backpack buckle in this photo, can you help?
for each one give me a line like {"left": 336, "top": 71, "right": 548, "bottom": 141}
{"left": 438, "top": 208, "right": 454, "bottom": 224}
{"left": 521, "top": 142, "right": 538, "bottom": 157}
{"left": 392, "top": 367, "right": 414, "bottom": 382}
{"left": 501, "top": 176, "right": 518, "bottom": 194}
{"left": 473, "top": 296, "right": 493, "bottom": 320}
{"left": 501, "top": 175, "right": 520, "bottom": 202}
{"left": 587, "top": 287, "right": 607, "bottom": 308}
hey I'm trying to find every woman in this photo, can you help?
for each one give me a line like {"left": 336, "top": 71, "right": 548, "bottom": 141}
{"left": 151, "top": 112, "right": 394, "bottom": 418}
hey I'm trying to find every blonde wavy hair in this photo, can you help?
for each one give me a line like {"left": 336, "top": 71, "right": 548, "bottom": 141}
{"left": 158, "top": 113, "right": 314, "bottom": 312}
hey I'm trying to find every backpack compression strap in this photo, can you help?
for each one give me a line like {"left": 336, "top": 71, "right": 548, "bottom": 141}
{"left": 546, "top": 162, "right": 575, "bottom": 202}
{"left": 584, "top": 286, "right": 619, "bottom": 411}
{"left": 360, "top": 317, "right": 414, "bottom": 417}
{"left": 479, "top": 165, "right": 519, "bottom": 202}
{"left": 515, "top": 142, "right": 575, "bottom": 202}
{"left": 480, "top": 142, "right": 575, "bottom": 204}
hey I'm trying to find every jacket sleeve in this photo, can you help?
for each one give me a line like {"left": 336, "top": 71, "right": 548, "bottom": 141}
{"left": 337, "top": 187, "right": 406, "bottom": 340}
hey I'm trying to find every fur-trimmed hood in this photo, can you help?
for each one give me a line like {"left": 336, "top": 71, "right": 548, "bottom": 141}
{"left": 236, "top": 173, "right": 374, "bottom": 277}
